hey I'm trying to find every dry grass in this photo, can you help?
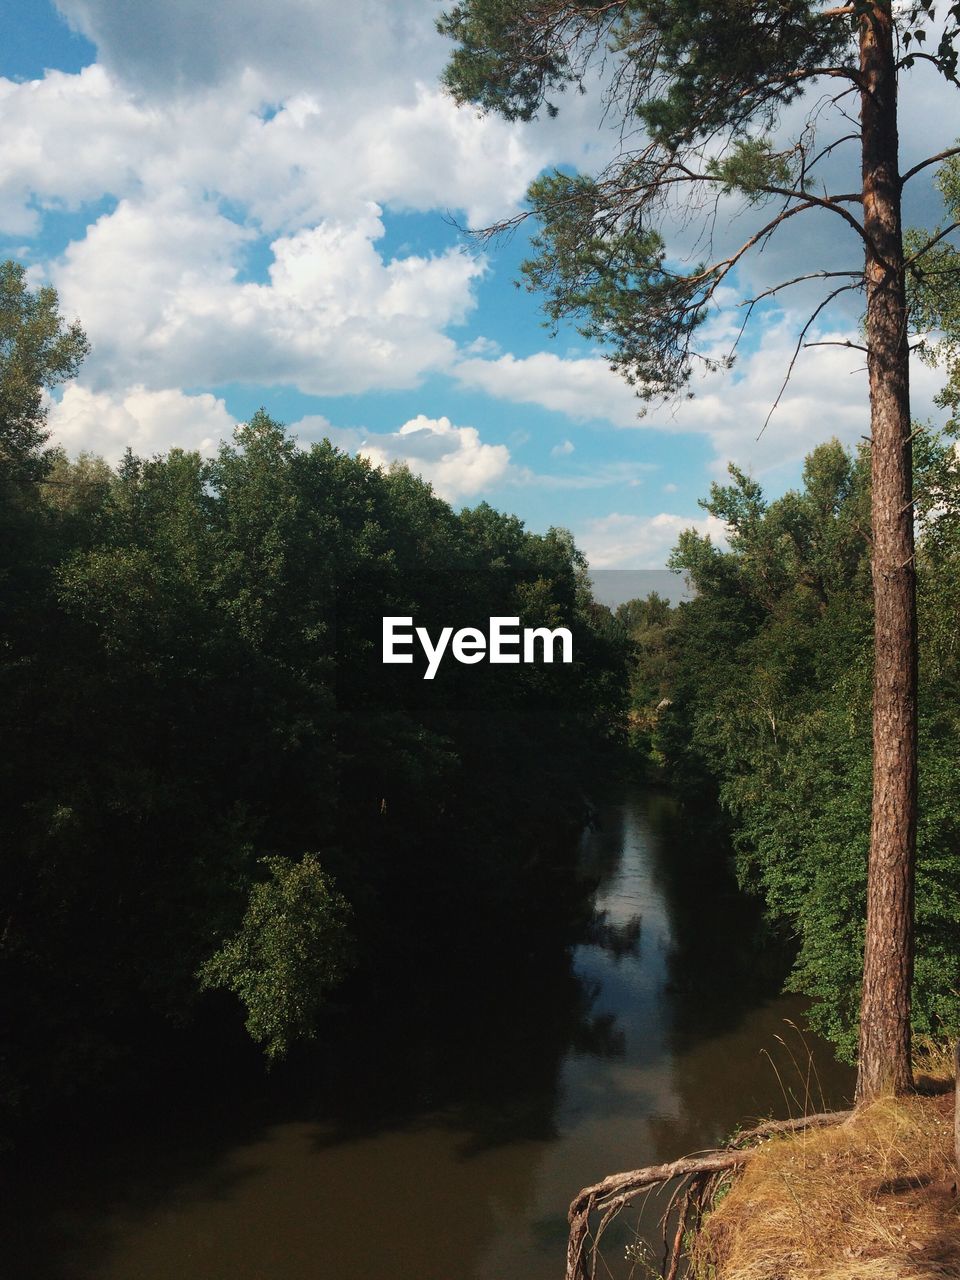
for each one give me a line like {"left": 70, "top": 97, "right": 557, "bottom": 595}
{"left": 692, "top": 1087, "right": 959, "bottom": 1280}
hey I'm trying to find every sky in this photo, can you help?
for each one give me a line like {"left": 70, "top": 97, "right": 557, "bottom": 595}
{"left": 3, "top": 1, "right": 958, "bottom": 568}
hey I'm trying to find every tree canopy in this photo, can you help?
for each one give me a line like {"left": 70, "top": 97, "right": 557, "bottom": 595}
{"left": 620, "top": 431, "right": 960, "bottom": 1060}
{"left": 0, "top": 380, "right": 631, "bottom": 1134}
{"left": 440, "top": 1, "right": 958, "bottom": 405}
{"left": 0, "top": 261, "right": 88, "bottom": 484}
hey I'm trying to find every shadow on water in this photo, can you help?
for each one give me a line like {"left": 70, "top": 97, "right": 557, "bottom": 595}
{"left": 2, "top": 967, "right": 621, "bottom": 1280}
{"left": 1, "top": 785, "right": 854, "bottom": 1280}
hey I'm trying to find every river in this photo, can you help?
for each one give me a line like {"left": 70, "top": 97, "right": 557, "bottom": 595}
{"left": 5, "top": 786, "right": 854, "bottom": 1279}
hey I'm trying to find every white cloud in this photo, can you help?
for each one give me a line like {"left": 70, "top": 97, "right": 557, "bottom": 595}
{"left": 49, "top": 0, "right": 609, "bottom": 209}
{"left": 297, "top": 412, "right": 512, "bottom": 501}
{"left": 463, "top": 335, "right": 501, "bottom": 357}
{"left": 518, "top": 461, "right": 654, "bottom": 491}
{"left": 54, "top": 0, "right": 444, "bottom": 103}
{"left": 454, "top": 319, "right": 952, "bottom": 479}
{"left": 48, "top": 384, "right": 235, "bottom": 460}
{"left": 0, "top": 7, "right": 558, "bottom": 421}
{"left": 295, "top": 410, "right": 658, "bottom": 501}
{"left": 453, "top": 352, "right": 645, "bottom": 426}
{"left": 359, "top": 85, "right": 543, "bottom": 228}
{"left": 0, "top": 42, "right": 550, "bottom": 406}
{"left": 668, "top": 320, "right": 950, "bottom": 479}
{"left": 551, "top": 439, "right": 575, "bottom": 457}
{"left": 0, "top": 39, "right": 546, "bottom": 231}
{"left": 51, "top": 198, "right": 482, "bottom": 394}
{"left": 578, "top": 512, "right": 728, "bottom": 569}
{"left": 3, "top": 0, "right": 953, "bottom": 499}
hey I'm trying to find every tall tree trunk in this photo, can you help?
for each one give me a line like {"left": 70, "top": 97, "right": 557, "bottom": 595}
{"left": 856, "top": 0, "right": 917, "bottom": 1102}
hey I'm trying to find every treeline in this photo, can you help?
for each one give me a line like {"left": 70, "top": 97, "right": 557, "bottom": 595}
{"left": 620, "top": 434, "right": 960, "bottom": 1059}
{"left": 1, "top": 320, "right": 630, "bottom": 1132}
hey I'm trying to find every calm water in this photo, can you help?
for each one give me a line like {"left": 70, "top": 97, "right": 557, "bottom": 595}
{"left": 5, "top": 788, "right": 854, "bottom": 1279}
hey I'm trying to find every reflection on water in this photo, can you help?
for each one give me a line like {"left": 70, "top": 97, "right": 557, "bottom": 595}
{"left": 2, "top": 788, "right": 854, "bottom": 1280}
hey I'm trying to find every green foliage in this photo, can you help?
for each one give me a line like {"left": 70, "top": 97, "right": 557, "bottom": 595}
{"left": 440, "top": 2, "right": 849, "bottom": 138}
{"left": 613, "top": 592, "right": 677, "bottom": 762}
{"left": 706, "top": 137, "right": 795, "bottom": 202}
{"left": 907, "top": 151, "right": 960, "bottom": 427}
{"left": 438, "top": 0, "right": 586, "bottom": 121}
{"left": 198, "top": 855, "right": 354, "bottom": 1060}
{"left": 1, "top": 383, "right": 631, "bottom": 1134}
{"left": 653, "top": 436, "right": 960, "bottom": 1057}
{"left": 522, "top": 171, "right": 719, "bottom": 399}
{"left": 437, "top": 3, "right": 872, "bottom": 403}
{"left": 609, "top": 2, "right": 849, "bottom": 147}
{"left": 0, "top": 260, "right": 88, "bottom": 483}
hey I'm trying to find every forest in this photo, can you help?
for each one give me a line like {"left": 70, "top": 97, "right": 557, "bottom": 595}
{"left": 623, "top": 429, "right": 960, "bottom": 1060}
{"left": 3, "top": 241, "right": 960, "bottom": 1147}
{"left": 0, "top": 271, "right": 633, "bottom": 1134}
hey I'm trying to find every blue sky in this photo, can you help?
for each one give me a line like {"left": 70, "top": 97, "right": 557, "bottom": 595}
{"left": 3, "top": 0, "right": 956, "bottom": 566}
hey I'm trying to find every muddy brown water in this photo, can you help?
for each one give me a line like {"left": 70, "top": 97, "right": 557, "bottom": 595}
{"left": 4, "top": 788, "right": 854, "bottom": 1279}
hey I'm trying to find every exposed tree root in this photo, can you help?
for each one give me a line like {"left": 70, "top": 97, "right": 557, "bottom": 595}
{"left": 565, "top": 1109, "right": 854, "bottom": 1280}
{"left": 664, "top": 1183, "right": 692, "bottom": 1280}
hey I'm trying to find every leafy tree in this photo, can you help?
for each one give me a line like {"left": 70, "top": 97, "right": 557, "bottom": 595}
{"left": 440, "top": 0, "right": 960, "bottom": 1098}
{"left": 0, "top": 261, "right": 88, "bottom": 484}
{"left": 0, "top": 267, "right": 90, "bottom": 673}
{"left": 198, "top": 855, "right": 355, "bottom": 1061}
{"left": 908, "top": 152, "right": 960, "bottom": 426}
{"left": 661, "top": 435, "right": 960, "bottom": 1059}
{"left": 613, "top": 593, "right": 676, "bottom": 759}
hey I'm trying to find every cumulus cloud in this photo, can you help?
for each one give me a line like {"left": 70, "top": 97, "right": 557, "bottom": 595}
{"left": 295, "top": 410, "right": 658, "bottom": 502}
{"left": 54, "top": 0, "right": 444, "bottom": 102}
{"left": 0, "top": 66, "right": 148, "bottom": 235}
{"left": 577, "top": 512, "right": 729, "bottom": 570}
{"left": 0, "top": 4, "right": 559, "bottom": 419}
{"left": 4, "top": 0, "right": 953, "bottom": 512}
{"left": 0, "top": 34, "right": 552, "bottom": 406}
{"left": 51, "top": 198, "right": 482, "bottom": 394}
{"left": 296, "top": 412, "right": 512, "bottom": 501}
{"left": 0, "top": 67, "right": 544, "bottom": 234}
{"left": 50, "top": 0, "right": 610, "bottom": 202}
{"left": 48, "top": 384, "right": 235, "bottom": 460}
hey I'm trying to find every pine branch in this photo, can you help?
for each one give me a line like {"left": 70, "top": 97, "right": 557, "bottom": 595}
{"left": 901, "top": 146, "right": 960, "bottom": 188}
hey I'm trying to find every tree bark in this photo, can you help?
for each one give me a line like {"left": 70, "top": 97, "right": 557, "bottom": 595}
{"left": 954, "top": 1040, "right": 959, "bottom": 1172}
{"left": 856, "top": 0, "right": 917, "bottom": 1102}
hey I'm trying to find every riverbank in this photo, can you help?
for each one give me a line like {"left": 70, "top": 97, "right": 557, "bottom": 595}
{"left": 693, "top": 1081, "right": 959, "bottom": 1279}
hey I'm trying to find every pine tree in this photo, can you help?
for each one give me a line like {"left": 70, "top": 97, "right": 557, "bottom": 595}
{"left": 439, "top": 0, "right": 960, "bottom": 1099}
